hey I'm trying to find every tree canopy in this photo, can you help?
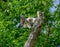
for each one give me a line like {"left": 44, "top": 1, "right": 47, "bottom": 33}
{"left": 0, "top": 0, "right": 60, "bottom": 47}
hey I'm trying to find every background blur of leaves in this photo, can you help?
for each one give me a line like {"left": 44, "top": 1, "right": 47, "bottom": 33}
{"left": 0, "top": 0, "right": 60, "bottom": 47}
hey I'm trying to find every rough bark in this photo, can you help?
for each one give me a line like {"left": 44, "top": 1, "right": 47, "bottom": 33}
{"left": 24, "top": 11, "right": 44, "bottom": 47}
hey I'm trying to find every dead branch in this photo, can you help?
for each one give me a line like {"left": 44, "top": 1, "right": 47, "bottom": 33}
{"left": 45, "top": 19, "right": 51, "bottom": 45}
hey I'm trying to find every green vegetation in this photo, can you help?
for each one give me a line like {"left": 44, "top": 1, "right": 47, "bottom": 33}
{"left": 0, "top": 0, "right": 60, "bottom": 47}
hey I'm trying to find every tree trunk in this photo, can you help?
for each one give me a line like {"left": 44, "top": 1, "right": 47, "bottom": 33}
{"left": 24, "top": 11, "right": 44, "bottom": 47}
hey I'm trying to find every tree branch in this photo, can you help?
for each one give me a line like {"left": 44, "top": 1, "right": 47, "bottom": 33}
{"left": 24, "top": 11, "right": 44, "bottom": 47}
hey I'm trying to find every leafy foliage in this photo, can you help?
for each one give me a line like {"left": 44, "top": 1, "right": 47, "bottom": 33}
{"left": 0, "top": 0, "right": 60, "bottom": 47}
